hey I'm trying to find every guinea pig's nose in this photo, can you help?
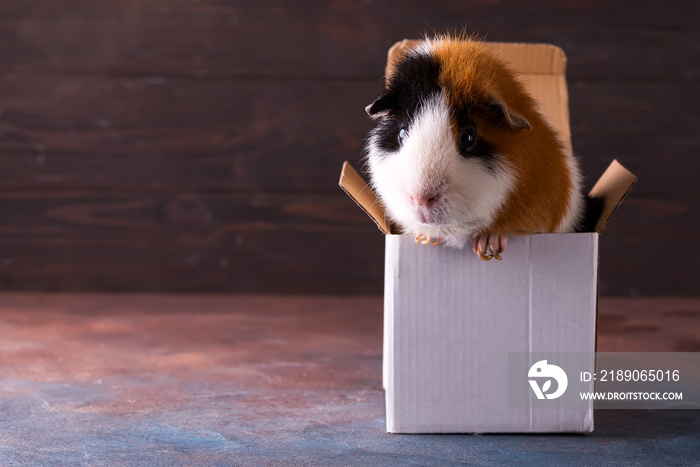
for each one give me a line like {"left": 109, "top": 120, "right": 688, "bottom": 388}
{"left": 409, "top": 192, "right": 441, "bottom": 209}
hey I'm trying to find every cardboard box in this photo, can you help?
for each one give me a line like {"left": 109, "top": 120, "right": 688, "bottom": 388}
{"left": 339, "top": 41, "right": 637, "bottom": 433}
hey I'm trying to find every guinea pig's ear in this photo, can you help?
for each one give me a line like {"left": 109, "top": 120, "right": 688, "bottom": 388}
{"left": 488, "top": 96, "right": 532, "bottom": 131}
{"left": 365, "top": 95, "right": 391, "bottom": 119}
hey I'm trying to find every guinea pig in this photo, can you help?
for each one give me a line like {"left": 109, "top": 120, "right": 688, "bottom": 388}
{"left": 364, "top": 35, "right": 584, "bottom": 260}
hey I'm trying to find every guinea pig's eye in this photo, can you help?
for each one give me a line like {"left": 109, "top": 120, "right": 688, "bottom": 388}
{"left": 398, "top": 127, "right": 408, "bottom": 146}
{"left": 459, "top": 128, "right": 476, "bottom": 153}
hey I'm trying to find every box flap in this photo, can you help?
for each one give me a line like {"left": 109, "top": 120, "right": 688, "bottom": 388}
{"left": 588, "top": 159, "right": 638, "bottom": 233}
{"left": 338, "top": 161, "right": 393, "bottom": 234}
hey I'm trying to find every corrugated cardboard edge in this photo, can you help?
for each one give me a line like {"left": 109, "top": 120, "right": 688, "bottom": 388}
{"left": 589, "top": 159, "right": 637, "bottom": 233}
{"left": 338, "top": 161, "right": 393, "bottom": 234}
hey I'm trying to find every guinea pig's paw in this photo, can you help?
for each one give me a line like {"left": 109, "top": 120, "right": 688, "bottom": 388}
{"left": 472, "top": 233, "right": 507, "bottom": 261}
{"left": 415, "top": 233, "right": 443, "bottom": 246}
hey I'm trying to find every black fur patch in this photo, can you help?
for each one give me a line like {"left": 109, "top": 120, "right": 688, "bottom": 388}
{"left": 367, "top": 50, "right": 500, "bottom": 173}
{"left": 453, "top": 109, "right": 499, "bottom": 173}
{"left": 369, "top": 52, "right": 442, "bottom": 153}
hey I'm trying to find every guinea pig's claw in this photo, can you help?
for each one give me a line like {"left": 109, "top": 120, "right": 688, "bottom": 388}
{"left": 416, "top": 234, "right": 443, "bottom": 246}
{"left": 479, "top": 250, "right": 493, "bottom": 261}
{"left": 474, "top": 233, "right": 506, "bottom": 261}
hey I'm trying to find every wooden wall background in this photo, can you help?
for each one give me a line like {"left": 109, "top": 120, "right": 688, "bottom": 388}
{"left": 0, "top": 0, "right": 697, "bottom": 295}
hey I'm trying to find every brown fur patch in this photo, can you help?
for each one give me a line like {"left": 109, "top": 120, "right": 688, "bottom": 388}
{"left": 429, "top": 36, "right": 574, "bottom": 234}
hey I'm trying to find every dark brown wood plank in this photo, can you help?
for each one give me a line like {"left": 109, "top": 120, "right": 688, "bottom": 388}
{"left": 0, "top": 192, "right": 385, "bottom": 293}
{"left": 571, "top": 82, "right": 700, "bottom": 196}
{"left": 0, "top": 76, "right": 377, "bottom": 191}
{"left": 0, "top": 192, "right": 376, "bottom": 234}
{"left": 598, "top": 196, "right": 700, "bottom": 296}
{"left": 0, "top": 230, "right": 386, "bottom": 294}
{"left": 0, "top": 0, "right": 696, "bottom": 81}
{"left": 1, "top": 75, "right": 696, "bottom": 195}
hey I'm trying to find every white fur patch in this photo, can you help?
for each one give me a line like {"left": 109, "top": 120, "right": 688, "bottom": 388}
{"left": 366, "top": 94, "right": 516, "bottom": 248}
{"left": 555, "top": 151, "right": 584, "bottom": 232}
{"left": 410, "top": 39, "right": 437, "bottom": 57}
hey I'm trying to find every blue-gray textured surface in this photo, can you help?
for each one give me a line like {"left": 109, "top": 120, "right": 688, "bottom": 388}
{"left": 0, "top": 294, "right": 698, "bottom": 466}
